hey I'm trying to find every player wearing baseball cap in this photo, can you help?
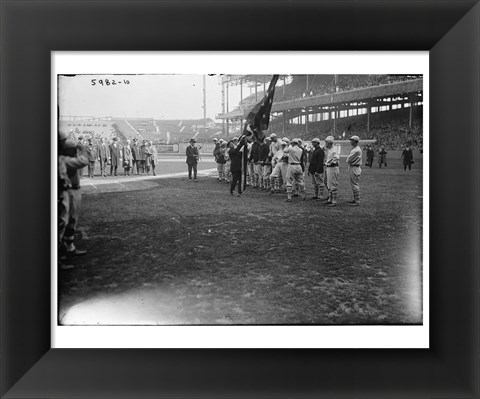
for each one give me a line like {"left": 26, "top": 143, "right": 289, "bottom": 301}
{"left": 259, "top": 137, "right": 272, "bottom": 191}
{"left": 323, "top": 136, "right": 340, "bottom": 207}
{"left": 268, "top": 140, "right": 286, "bottom": 194}
{"left": 283, "top": 138, "right": 306, "bottom": 202}
{"left": 346, "top": 135, "right": 362, "bottom": 206}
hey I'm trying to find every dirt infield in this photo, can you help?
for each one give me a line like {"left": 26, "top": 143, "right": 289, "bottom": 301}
{"left": 59, "top": 158, "right": 423, "bottom": 325}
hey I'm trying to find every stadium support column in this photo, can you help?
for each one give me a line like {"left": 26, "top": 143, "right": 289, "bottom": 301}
{"left": 203, "top": 75, "right": 207, "bottom": 128}
{"left": 226, "top": 83, "right": 230, "bottom": 137}
{"left": 226, "top": 83, "right": 229, "bottom": 114}
{"left": 367, "top": 101, "right": 371, "bottom": 132}
{"left": 283, "top": 76, "right": 286, "bottom": 99}
{"left": 305, "top": 109, "right": 309, "bottom": 133}
{"left": 240, "top": 79, "right": 243, "bottom": 103}
{"left": 409, "top": 94, "right": 414, "bottom": 128}
{"left": 221, "top": 81, "right": 225, "bottom": 134}
{"left": 283, "top": 112, "right": 286, "bottom": 133}
{"left": 333, "top": 105, "right": 337, "bottom": 134}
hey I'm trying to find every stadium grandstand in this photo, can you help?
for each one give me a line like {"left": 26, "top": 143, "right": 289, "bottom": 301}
{"left": 58, "top": 117, "right": 118, "bottom": 141}
{"left": 59, "top": 116, "right": 223, "bottom": 144}
{"left": 216, "top": 74, "right": 423, "bottom": 151}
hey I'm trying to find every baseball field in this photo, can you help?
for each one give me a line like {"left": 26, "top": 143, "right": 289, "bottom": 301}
{"left": 59, "top": 155, "right": 423, "bottom": 326}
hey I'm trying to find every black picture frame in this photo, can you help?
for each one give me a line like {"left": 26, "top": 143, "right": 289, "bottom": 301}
{"left": 1, "top": 0, "right": 479, "bottom": 398}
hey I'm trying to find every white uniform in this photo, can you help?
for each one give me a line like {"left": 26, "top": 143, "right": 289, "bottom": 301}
{"left": 324, "top": 146, "right": 340, "bottom": 204}
{"left": 269, "top": 147, "right": 286, "bottom": 192}
{"left": 346, "top": 145, "right": 362, "bottom": 204}
{"left": 283, "top": 145, "right": 305, "bottom": 200}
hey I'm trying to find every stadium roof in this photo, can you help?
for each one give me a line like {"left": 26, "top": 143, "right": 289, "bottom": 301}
{"left": 220, "top": 74, "right": 287, "bottom": 87}
{"left": 217, "top": 78, "right": 423, "bottom": 119}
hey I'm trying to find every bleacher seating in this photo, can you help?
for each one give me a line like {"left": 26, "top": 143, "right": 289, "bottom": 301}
{"left": 238, "top": 75, "right": 422, "bottom": 108}
{"left": 267, "top": 106, "right": 423, "bottom": 151}
{"left": 59, "top": 120, "right": 117, "bottom": 141}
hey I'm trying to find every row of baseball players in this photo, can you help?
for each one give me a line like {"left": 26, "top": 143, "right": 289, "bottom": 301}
{"left": 212, "top": 134, "right": 362, "bottom": 206}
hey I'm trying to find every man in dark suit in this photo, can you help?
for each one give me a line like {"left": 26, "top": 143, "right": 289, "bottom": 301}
{"left": 366, "top": 145, "right": 374, "bottom": 167}
{"left": 86, "top": 138, "right": 97, "bottom": 178}
{"left": 139, "top": 139, "right": 148, "bottom": 174}
{"left": 109, "top": 137, "right": 122, "bottom": 176}
{"left": 96, "top": 137, "right": 109, "bottom": 177}
{"left": 77, "top": 135, "right": 85, "bottom": 178}
{"left": 131, "top": 138, "right": 141, "bottom": 175}
{"left": 186, "top": 138, "right": 200, "bottom": 182}
{"left": 401, "top": 144, "right": 414, "bottom": 171}
{"left": 228, "top": 137, "right": 246, "bottom": 196}
{"left": 308, "top": 138, "right": 326, "bottom": 200}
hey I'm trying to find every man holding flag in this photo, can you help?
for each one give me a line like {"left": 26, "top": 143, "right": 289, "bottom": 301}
{"left": 241, "top": 75, "right": 279, "bottom": 190}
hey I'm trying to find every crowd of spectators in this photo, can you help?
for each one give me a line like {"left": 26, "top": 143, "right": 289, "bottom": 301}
{"left": 337, "top": 74, "right": 421, "bottom": 92}
{"left": 59, "top": 120, "right": 117, "bottom": 142}
{"left": 236, "top": 75, "right": 422, "bottom": 107}
{"left": 266, "top": 108, "right": 423, "bottom": 151}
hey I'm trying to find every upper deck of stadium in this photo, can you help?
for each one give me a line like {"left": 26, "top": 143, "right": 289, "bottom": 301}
{"left": 217, "top": 75, "right": 423, "bottom": 120}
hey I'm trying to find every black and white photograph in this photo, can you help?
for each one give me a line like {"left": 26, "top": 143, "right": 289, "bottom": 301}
{"left": 54, "top": 52, "right": 428, "bottom": 348}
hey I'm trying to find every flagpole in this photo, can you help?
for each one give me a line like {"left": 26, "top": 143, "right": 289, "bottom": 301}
{"left": 243, "top": 134, "right": 247, "bottom": 192}
{"left": 241, "top": 74, "right": 279, "bottom": 191}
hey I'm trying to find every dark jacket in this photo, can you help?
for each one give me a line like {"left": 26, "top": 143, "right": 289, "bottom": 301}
{"left": 213, "top": 143, "right": 221, "bottom": 161}
{"left": 97, "top": 143, "right": 109, "bottom": 161}
{"left": 366, "top": 148, "right": 374, "bottom": 161}
{"left": 139, "top": 144, "right": 148, "bottom": 161}
{"left": 248, "top": 142, "right": 261, "bottom": 163}
{"left": 131, "top": 143, "right": 140, "bottom": 160}
{"left": 259, "top": 142, "right": 270, "bottom": 165}
{"left": 186, "top": 145, "right": 199, "bottom": 165}
{"left": 228, "top": 141, "right": 245, "bottom": 172}
{"left": 308, "top": 146, "right": 325, "bottom": 174}
{"left": 402, "top": 148, "right": 413, "bottom": 164}
{"left": 86, "top": 144, "right": 97, "bottom": 162}
{"left": 109, "top": 143, "right": 122, "bottom": 167}
{"left": 216, "top": 147, "right": 226, "bottom": 164}
{"left": 300, "top": 148, "right": 306, "bottom": 172}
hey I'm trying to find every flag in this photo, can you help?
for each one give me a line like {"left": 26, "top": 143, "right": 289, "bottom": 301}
{"left": 242, "top": 74, "right": 279, "bottom": 190}
{"left": 242, "top": 74, "right": 279, "bottom": 142}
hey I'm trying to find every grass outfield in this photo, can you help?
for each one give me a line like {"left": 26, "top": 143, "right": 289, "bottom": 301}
{"left": 59, "top": 157, "right": 423, "bottom": 325}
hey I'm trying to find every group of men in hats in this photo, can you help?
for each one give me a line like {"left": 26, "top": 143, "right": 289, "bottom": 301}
{"left": 76, "top": 135, "right": 158, "bottom": 177}
{"left": 211, "top": 133, "right": 363, "bottom": 206}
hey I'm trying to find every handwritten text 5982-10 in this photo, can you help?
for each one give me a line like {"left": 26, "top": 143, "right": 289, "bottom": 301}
{"left": 91, "top": 79, "right": 130, "bottom": 86}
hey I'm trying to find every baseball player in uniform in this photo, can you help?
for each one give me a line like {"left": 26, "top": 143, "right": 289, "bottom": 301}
{"left": 260, "top": 137, "right": 272, "bottom": 190}
{"left": 216, "top": 140, "right": 227, "bottom": 181}
{"left": 323, "top": 136, "right": 340, "bottom": 207}
{"left": 293, "top": 139, "right": 307, "bottom": 197}
{"left": 283, "top": 138, "right": 306, "bottom": 202}
{"left": 280, "top": 137, "right": 291, "bottom": 191}
{"left": 269, "top": 140, "right": 286, "bottom": 194}
{"left": 346, "top": 135, "right": 362, "bottom": 206}
{"left": 245, "top": 141, "right": 254, "bottom": 186}
{"left": 248, "top": 140, "right": 261, "bottom": 188}
{"left": 267, "top": 133, "right": 280, "bottom": 191}
{"left": 224, "top": 139, "right": 232, "bottom": 183}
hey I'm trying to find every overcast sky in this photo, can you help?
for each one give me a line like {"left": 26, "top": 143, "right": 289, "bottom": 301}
{"left": 58, "top": 74, "right": 249, "bottom": 121}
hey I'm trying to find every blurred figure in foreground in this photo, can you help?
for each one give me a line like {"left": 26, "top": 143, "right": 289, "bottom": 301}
{"left": 58, "top": 132, "right": 88, "bottom": 269}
